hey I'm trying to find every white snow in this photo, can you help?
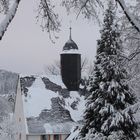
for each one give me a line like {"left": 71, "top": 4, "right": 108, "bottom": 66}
{"left": 118, "top": 0, "right": 140, "bottom": 31}
{"left": 23, "top": 77, "right": 58, "bottom": 118}
{"left": 22, "top": 75, "right": 86, "bottom": 121}
{"left": 108, "top": 80, "right": 119, "bottom": 92}
{"left": 21, "top": 74, "right": 87, "bottom": 137}
{"left": 45, "top": 75, "right": 66, "bottom": 88}
{"left": 64, "top": 91, "right": 85, "bottom": 122}
{"left": 0, "top": 115, "right": 16, "bottom": 140}
{"left": 66, "top": 126, "right": 80, "bottom": 140}
{"left": 124, "top": 102, "right": 140, "bottom": 123}
{"left": 0, "top": 0, "right": 20, "bottom": 38}
{"left": 66, "top": 39, "right": 74, "bottom": 44}
{"left": 44, "top": 122, "right": 75, "bottom": 134}
{"left": 61, "top": 49, "right": 81, "bottom": 54}
{"left": 99, "top": 82, "right": 105, "bottom": 90}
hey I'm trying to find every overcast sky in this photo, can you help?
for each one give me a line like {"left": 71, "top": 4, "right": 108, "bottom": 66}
{"left": 0, "top": 0, "right": 100, "bottom": 75}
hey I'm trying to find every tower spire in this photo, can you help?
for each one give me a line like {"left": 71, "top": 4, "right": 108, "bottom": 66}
{"left": 69, "top": 26, "right": 72, "bottom": 40}
{"left": 69, "top": 20, "right": 72, "bottom": 40}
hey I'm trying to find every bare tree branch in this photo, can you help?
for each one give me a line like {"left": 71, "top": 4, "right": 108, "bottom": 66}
{"left": 81, "top": 57, "right": 88, "bottom": 72}
{"left": 44, "top": 57, "right": 93, "bottom": 76}
{"left": 76, "top": 0, "right": 89, "bottom": 18}
{"left": 44, "top": 60, "right": 60, "bottom": 75}
{"left": 37, "top": 0, "right": 61, "bottom": 43}
{"left": 116, "top": 0, "right": 140, "bottom": 32}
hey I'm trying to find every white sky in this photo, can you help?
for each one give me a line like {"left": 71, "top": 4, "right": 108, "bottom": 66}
{"left": 0, "top": 0, "right": 100, "bottom": 75}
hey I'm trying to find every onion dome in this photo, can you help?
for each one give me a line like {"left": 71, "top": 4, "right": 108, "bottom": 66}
{"left": 63, "top": 27, "right": 78, "bottom": 51}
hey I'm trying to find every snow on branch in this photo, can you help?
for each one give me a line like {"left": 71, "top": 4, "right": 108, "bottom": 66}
{"left": 0, "top": 0, "right": 9, "bottom": 14}
{"left": 37, "top": 0, "right": 61, "bottom": 43}
{"left": 62, "top": 0, "right": 103, "bottom": 22}
{"left": 0, "top": 0, "right": 21, "bottom": 40}
{"left": 0, "top": 115, "right": 17, "bottom": 140}
{"left": 76, "top": 0, "right": 90, "bottom": 18}
{"left": 116, "top": 0, "right": 140, "bottom": 32}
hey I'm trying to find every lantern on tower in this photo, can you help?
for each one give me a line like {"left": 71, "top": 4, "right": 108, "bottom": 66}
{"left": 60, "top": 27, "right": 81, "bottom": 91}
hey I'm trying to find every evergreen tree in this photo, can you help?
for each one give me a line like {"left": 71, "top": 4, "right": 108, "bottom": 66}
{"left": 77, "top": 1, "right": 137, "bottom": 140}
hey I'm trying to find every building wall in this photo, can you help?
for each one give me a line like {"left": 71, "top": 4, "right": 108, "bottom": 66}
{"left": 49, "top": 134, "right": 69, "bottom": 140}
{"left": 14, "top": 79, "right": 27, "bottom": 140}
{"left": 61, "top": 134, "right": 69, "bottom": 140}
{"left": 27, "top": 135, "right": 42, "bottom": 140}
{"left": 27, "top": 134, "right": 69, "bottom": 140}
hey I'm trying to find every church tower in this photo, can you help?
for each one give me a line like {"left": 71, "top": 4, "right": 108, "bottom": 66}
{"left": 60, "top": 28, "right": 81, "bottom": 91}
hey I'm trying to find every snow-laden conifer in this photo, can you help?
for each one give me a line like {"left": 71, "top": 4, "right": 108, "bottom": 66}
{"left": 77, "top": 1, "right": 137, "bottom": 139}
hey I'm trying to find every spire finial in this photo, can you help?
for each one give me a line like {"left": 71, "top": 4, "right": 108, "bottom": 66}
{"left": 69, "top": 20, "right": 72, "bottom": 40}
{"left": 69, "top": 26, "right": 72, "bottom": 40}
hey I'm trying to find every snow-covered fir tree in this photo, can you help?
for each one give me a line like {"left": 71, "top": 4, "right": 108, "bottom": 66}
{"left": 77, "top": 1, "right": 137, "bottom": 140}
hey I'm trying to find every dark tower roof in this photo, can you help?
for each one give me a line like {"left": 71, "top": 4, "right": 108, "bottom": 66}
{"left": 63, "top": 27, "right": 78, "bottom": 51}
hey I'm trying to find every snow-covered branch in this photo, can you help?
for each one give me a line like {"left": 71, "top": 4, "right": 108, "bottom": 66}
{"left": 0, "top": 115, "right": 16, "bottom": 140}
{"left": 37, "top": 0, "right": 60, "bottom": 42}
{"left": 0, "top": 0, "right": 21, "bottom": 40}
{"left": 121, "top": 50, "right": 140, "bottom": 62}
{"left": 116, "top": 0, "right": 140, "bottom": 32}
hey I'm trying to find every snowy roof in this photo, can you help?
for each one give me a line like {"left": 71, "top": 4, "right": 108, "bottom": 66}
{"left": 21, "top": 75, "right": 87, "bottom": 134}
{"left": 27, "top": 120, "right": 76, "bottom": 135}
{"left": 61, "top": 49, "right": 81, "bottom": 54}
{"left": 62, "top": 27, "right": 81, "bottom": 54}
{"left": 63, "top": 38, "right": 78, "bottom": 51}
{"left": 0, "top": 70, "right": 19, "bottom": 119}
